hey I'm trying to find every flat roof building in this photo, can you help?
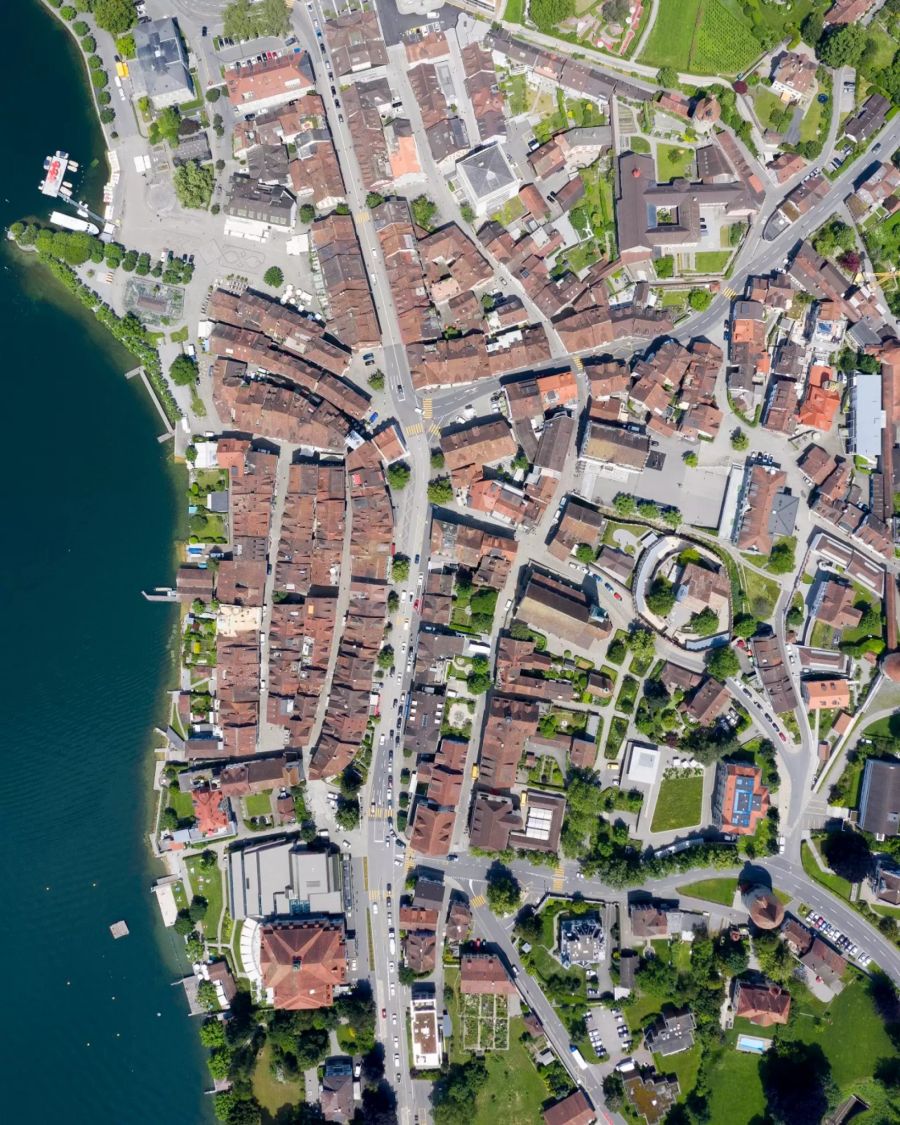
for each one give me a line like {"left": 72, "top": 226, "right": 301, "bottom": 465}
{"left": 229, "top": 840, "right": 344, "bottom": 919}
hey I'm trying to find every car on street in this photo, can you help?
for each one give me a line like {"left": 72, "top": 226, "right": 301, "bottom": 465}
{"left": 394, "top": 1036, "right": 399, "bottom": 1048}
{"left": 396, "top": 384, "right": 406, "bottom": 400}
{"left": 342, "top": 839, "right": 351, "bottom": 849}
{"left": 394, "top": 1054, "right": 401, "bottom": 1070}
{"left": 779, "top": 731, "right": 787, "bottom": 742}
{"left": 613, "top": 591, "right": 622, "bottom": 601}
{"left": 381, "top": 1008, "right": 386, "bottom": 1018}
{"left": 372, "top": 903, "right": 378, "bottom": 914}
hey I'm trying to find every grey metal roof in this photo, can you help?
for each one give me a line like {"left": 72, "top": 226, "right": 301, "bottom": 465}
{"left": 133, "top": 17, "right": 193, "bottom": 102}
{"left": 457, "top": 143, "right": 516, "bottom": 201}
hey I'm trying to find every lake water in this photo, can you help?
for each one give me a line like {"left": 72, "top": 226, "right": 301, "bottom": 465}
{"left": 0, "top": 3, "right": 209, "bottom": 1120}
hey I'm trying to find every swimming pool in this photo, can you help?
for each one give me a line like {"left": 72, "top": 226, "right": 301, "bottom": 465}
{"left": 736, "top": 1034, "right": 769, "bottom": 1054}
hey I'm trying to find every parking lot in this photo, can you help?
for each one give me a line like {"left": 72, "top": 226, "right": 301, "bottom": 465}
{"left": 806, "top": 909, "right": 871, "bottom": 969}
{"left": 586, "top": 1004, "right": 633, "bottom": 1061}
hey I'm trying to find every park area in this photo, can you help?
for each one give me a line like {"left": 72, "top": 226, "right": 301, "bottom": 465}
{"left": 650, "top": 773, "right": 703, "bottom": 832}
{"left": 638, "top": 0, "right": 761, "bottom": 76}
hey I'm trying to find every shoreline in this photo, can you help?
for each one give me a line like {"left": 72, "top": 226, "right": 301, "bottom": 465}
{"left": 31, "top": 0, "right": 197, "bottom": 993}
{"left": 36, "top": 0, "right": 112, "bottom": 215}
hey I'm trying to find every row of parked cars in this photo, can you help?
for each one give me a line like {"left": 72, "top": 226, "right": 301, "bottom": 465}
{"left": 806, "top": 911, "right": 871, "bottom": 968}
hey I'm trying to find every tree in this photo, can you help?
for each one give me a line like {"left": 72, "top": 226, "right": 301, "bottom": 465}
{"left": 613, "top": 493, "right": 636, "bottom": 516}
{"left": 630, "top": 627, "right": 655, "bottom": 661}
{"left": 366, "top": 192, "right": 385, "bottom": 208}
{"left": 156, "top": 106, "right": 181, "bottom": 145}
{"left": 368, "top": 370, "right": 385, "bottom": 391}
{"left": 731, "top": 428, "right": 748, "bottom": 451}
{"left": 657, "top": 66, "right": 679, "bottom": 89}
{"left": 818, "top": 23, "right": 866, "bottom": 69}
{"left": 733, "top": 614, "right": 759, "bottom": 640}
{"left": 173, "top": 161, "right": 215, "bottom": 210}
{"left": 335, "top": 797, "right": 361, "bottom": 830}
{"left": 411, "top": 195, "right": 438, "bottom": 231}
{"left": 821, "top": 829, "right": 871, "bottom": 883}
{"left": 427, "top": 477, "right": 454, "bottom": 504}
{"left": 263, "top": 266, "right": 284, "bottom": 288}
{"left": 199, "top": 1018, "right": 227, "bottom": 1049}
{"left": 574, "top": 543, "right": 594, "bottom": 564}
{"left": 460, "top": 203, "right": 475, "bottom": 223}
{"left": 514, "top": 906, "right": 544, "bottom": 944}
{"left": 391, "top": 555, "right": 410, "bottom": 582}
{"left": 170, "top": 354, "right": 199, "bottom": 387}
{"left": 637, "top": 499, "right": 659, "bottom": 521}
{"left": 387, "top": 589, "right": 399, "bottom": 613}
{"left": 189, "top": 895, "right": 209, "bottom": 923}
{"left": 430, "top": 449, "right": 445, "bottom": 470}
{"left": 378, "top": 645, "right": 395, "bottom": 670}
{"left": 199, "top": 849, "right": 217, "bottom": 870}
{"left": 93, "top": 0, "right": 136, "bottom": 35}
{"left": 530, "top": 0, "right": 575, "bottom": 34}
{"left": 433, "top": 1059, "right": 488, "bottom": 1125}
{"left": 813, "top": 218, "right": 855, "bottom": 259}
{"left": 207, "top": 1047, "right": 233, "bottom": 1079}
{"left": 683, "top": 451, "right": 698, "bottom": 467}
{"left": 760, "top": 1041, "right": 836, "bottom": 1125}
{"left": 706, "top": 644, "right": 739, "bottom": 681}
{"left": 801, "top": 13, "right": 824, "bottom": 48}
{"left": 690, "top": 607, "right": 720, "bottom": 637}
{"left": 467, "top": 671, "right": 492, "bottom": 694}
{"left": 224, "top": 0, "right": 289, "bottom": 40}
{"left": 161, "top": 807, "right": 179, "bottom": 831}
{"left": 485, "top": 864, "right": 521, "bottom": 915}
{"left": 387, "top": 462, "right": 411, "bottom": 491}
{"left": 767, "top": 537, "right": 796, "bottom": 575}
{"left": 689, "top": 288, "right": 713, "bottom": 311}
{"left": 647, "top": 575, "right": 676, "bottom": 616}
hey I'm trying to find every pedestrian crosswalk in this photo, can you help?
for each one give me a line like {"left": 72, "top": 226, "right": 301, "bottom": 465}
{"left": 470, "top": 894, "right": 487, "bottom": 908}
{"left": 368, "top": 888, "right": 382, "bottom": 901}
{"left": 428, "top": 423, "right": 440, "bottom": 439}
{"left": 368, "top": 807, "right": 392, "bottom": 820}
{"left": 552, "top": 865, "right": 565, "bottom": 892}
{"left": 722, "top": 286, "right": 738, "bottom": 299}
{"left": 571, "top": 355, "right": 584, "bottom": 372}
{"left": 355, "top": 210, "right": 370, "bottom": 225}
{"left": 406, "top": 422, "right": 424, "bottom": 436}
{"left": 423, "top": 397, "right": 433, "bottom": 419}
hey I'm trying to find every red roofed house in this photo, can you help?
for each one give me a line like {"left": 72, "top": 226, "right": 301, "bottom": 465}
{"left": 733, "top": 981, "right": 791, "bottom": 1026}
{"left": 259, "top": 920, "right": 347, "bottom": 1009}
{"left": 543, "top": 1089, "right": 596, "bottom": 1125}
{"left": 191, "top": 788, "right": 232, "bottom": 837}
{"left": 459, "top": 953, "right": 516, "bottom": 995}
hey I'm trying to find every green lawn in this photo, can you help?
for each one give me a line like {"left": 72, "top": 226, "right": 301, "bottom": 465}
{"left": 651, "top": 775, "right": 704, "bottom": 832}
{"left": 705, "top": 1047, "right": 767, "bottom": 1125}
{"left": 657, "top": 144, "right": 694, "bottom": 182}
{"left": 754, "top": 87, "right": 789, "bottom": 130}
{"left": 473, "top": 1018, "right": 548, "bottom": 1125}
{"left": 629, "top": 136, "right": 651, "bottom": 154}
{"left": 810, "top": 619, "right": 835, "bottom": 649}
{"left": 166, "top": 786, "right": 195, "bottom": 821}
{"left": 504, "top": 72, "right": 528, "bottom": 116}
{"left": 693, "top": 250, "right": 732, "bottom": 274}
{"left": 252, "top": 1041, "right": 304, "bottom": 1117}
{"left": 503, "top": 0, "right": 524, "bottom": 22}
{"left": 676, "top": 877, "right": 737, "bottom": 906}
{"left": 741, "top": 566, "right": 780, "bottom": 619}
{"left": 639, "top": 0, "right": 761, "bottom": 75}
{"left": 184, "top": 855, "right": 225, "bottom": 941}
{"left": 800, "top": 841, "right": 852, "bottom": 901}
{"left": 244, "top": 792, "right": 272, "bottom": 818}
{"left": 653, "top": 1042, "right": 702, "bottom": 1096}
{"left": 799, "top": 93, "right": 826, "bottom": 144}
{"left": 788, "top": 979, "right": 895, "bottom": 1094}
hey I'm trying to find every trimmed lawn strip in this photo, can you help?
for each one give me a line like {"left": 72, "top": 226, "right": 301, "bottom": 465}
{"left": 676, "top": 877, "right": 737, "bottom": 906}
{"left": 184, "top": 854, "right": 225, "bottom": 941}
{"left": 705, "top": 1047, "right": 767, "bottom": 1125}
{"left": 656, "top": 143, "right": 694, "bottom": 182}
{"left": 800, "top": 840, "right": 852, "bottom": 901}
{"left": 650, "top": 774, "right": 703, "bottom": 832}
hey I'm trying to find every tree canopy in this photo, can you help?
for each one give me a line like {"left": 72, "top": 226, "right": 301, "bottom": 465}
{"left": 386, "top": 462, "right": 411, "bottom": 491}
{"left": 263, "top": 266, "right": 284, "bottom": 288}
{"left": 223, "top": 0, "right": 289, "bottom": 40}
{"left": 170, "top": 354, "right": 199, "bottom": 387}
{"left": 485, "top": 864, "right": 521, "bottom": 915}
{"left": 706, "top": 644, "right": 739, "bottom": 681}
{"left": 93, "top": 0, "right": 136, "bottom": 35}
{"left": 427, "top": 477, "right": 454, "bottom": 504}
{"left": 173, "top": 161, "right": 215, "bottom": 210}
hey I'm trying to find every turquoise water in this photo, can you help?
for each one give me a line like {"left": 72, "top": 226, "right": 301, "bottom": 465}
{"left": 0, "top": 3, "right": 209, "bottom": 1119}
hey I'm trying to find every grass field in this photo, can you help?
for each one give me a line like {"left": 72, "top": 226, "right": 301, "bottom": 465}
{"left": 651, "top": 775, "right": 704, "bottom": 832}
{"left": 676, "top": 877, "right": 737, "bottom": 906}
{"left": 503, "top": 0, "right": 524, "bottom": 22}
{"left": 653, "top": 1042, "right": 702, "bottom": 1094}
{"left": 472, "top": 1018, "right": 548, "bottom": 1125}
{"left": 166, "top": 786, "right": 195, "bottom": 821}
{"left": 184, "top": 855, "right": 225, "bottom": 939}
{"left": 657, "top": 144, "right": 694, "bottom": 182}
{"left": 629, "top": 136, "right": 651, "bottom": 154}
{"left": 244, "top": 792, "right": 272, "bottom": 818}
{"left": 800, "top": 841, "right": 852, "bottom": 901}
{"left": 693, "top": 250, "right": 732, "bottom": 273}
{"left": 252, "top": 1042, "right": 304, "bottom": 1117}
{"left": 639, "top": 0, "right": 760, "bottom": 76}
{"left": 754, "top": 87, "right": 789, "bottom": 131}
{"left": 705, "top": 1047, "right": 767, "bottom": 1124}
{"left": 789, "top": 979, "right": 895, "bottom": 1094}
{"left": 741, "top": 565, "right": 780, "bottom": 619}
